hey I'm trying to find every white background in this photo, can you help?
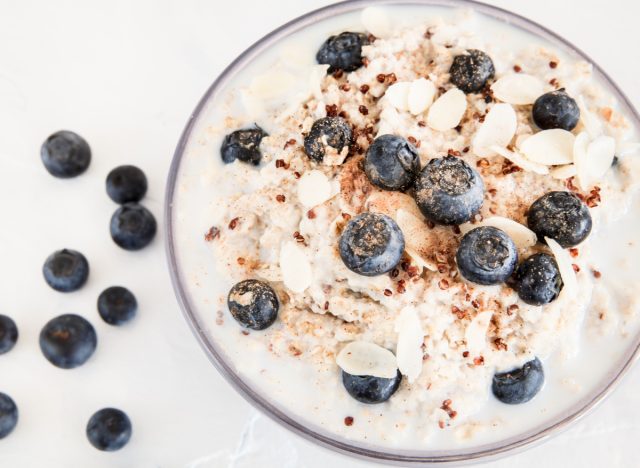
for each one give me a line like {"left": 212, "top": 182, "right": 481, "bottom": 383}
{"left": 0, "top": 0, "right": 639, "bottom": 467}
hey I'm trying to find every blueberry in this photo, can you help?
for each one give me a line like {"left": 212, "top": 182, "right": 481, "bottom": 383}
{"left": 97, "top": 287, "right": 137, "bottom": 326}
{"left": 316, "top": 32, "right": 369, "bottom": 73}
{"left": 492, "top": 358, "right": 544, "bottom": 404}
{"left": 413, "top": 156, "right": 484, "bottom": 225}
{"left": 106, "top": 165, "right": 148, "bottom": 204}
{"left": 339, "top": 212, "right": 405, "bottom": 276}
{"left": 342, "top": 370, "right": 402, "bottom": 404}
{"left": 43, "top": 249, "right": 89, "bottom": 293}
{"left": 456, "top": 226, "right": 517, "bottom": 285}
{"left": 110, "top": 203, "right": 157, "bottom": 251}
{"left": 527, "top": 191, "right": 592, "bottom": 248}
{"left": 449, "top": 49, "right": 495, "bottom": 93}
{"left": 220, "top": 126, "right": 267, "bottom": 165}
{"left": 0, "top": 315, "right": 18, "bottom": 355}
{"left": 86, "top": 408, "right": 132, "bottom": 452}
{"left": 0, "top": 393, "right": 18, "bottom": 439}
{"left": 512, "top": 253, "right": 563, "bottom": 306}
{"left": 40, "top": 130, "right": 91, "bottom": 178}
{"left": 227, "top": 280, "right": 278, "bottom": 330}
{"left": 532, "top": 90, "right": 580, "bottom": 131}
{"left": 303, "top": 117, "right": 352, "bottom": 163}
{"left": 364, "top": 135, "right": 420, "bottom": 191}
{"left": 39, "top": 314, "right": 97, "bottom": 369}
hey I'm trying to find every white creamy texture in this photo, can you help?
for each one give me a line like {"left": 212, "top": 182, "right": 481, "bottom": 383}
{"left": 172, "top": 6, "right": 640, "bottom": 451}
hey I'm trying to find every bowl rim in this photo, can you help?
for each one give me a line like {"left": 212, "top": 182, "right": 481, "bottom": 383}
{"left": 164, "top": 0, "right": 640, "bottom": 465}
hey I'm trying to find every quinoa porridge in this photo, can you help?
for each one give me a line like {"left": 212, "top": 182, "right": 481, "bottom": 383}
{"left": 170, "top": 5, "right": 640, "bottom": 450}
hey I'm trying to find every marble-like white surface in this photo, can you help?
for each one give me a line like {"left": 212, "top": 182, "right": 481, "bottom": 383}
{"left": 0, "top": 0, "right": 638, "bottom": 466}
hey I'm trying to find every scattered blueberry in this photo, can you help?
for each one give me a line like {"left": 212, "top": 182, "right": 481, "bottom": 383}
{"left": 449, "top": 49, "right": 495, "bottom": 93}
{"left": 364, "top": 135, "right": 420, "bottom": 191}
{"left": 303, "top": 117, "right": 352, "bottom": 163}
{"left": 86, "top": 408, "right": 132, "bottom": 452}
{"left": 42, "top": 249, "right": 89, "bottom": 293}
{"left": 342, "top": 370, "right": 402, "bottom": 404}
{"left": 492, "top": 358, "right": 544, "bottom": 404}
{"left": 97, "top": 287, "right": 137, "bottom": 326}
{"left": 110, "top": 203, "right": 157, "bottom": 251}
{"left": 40, "top": 130, "right": 91, "bottom": 178}
{"left": 339, "top": 212, "right": 405, "bottom": 276}
{"left": 220, "top": 126, "right": 267, "bottom": 165}
{"left": 532, "top": 89, "right": 580, "bottom": 131}
{"left": 512, "top": 253, "right": 563, "bottom": 306}
{"left": 227, "top": 280, "right": 279, "bottom": 330}
{"left": 527, "top": 191, "right": 592, "bottom": 248}
{"left": 39, "top": 314, "right": 97, "bottom": 369}
{"left": 413, "top": 156, "right": 484, "bottom": 225}
{"left": 106, "top": 165, "right": 148, "bottom": 204}
{"left": 456, "top": 227, "right": 518, "bottom": 285}
{"left": 0, "top": 315, "right": 18, "bottom": 355}
{"left": 316, "top": 32, "right": 369, "bottom": 73}
{"left": 0, "top": 393, "right": 18, "bottom": 439}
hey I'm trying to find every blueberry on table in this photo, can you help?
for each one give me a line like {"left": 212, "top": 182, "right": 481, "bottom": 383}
{"left": 527, "top": 191, "right": 592, "bottom": 248}
{"left": 97, "top": 286, "right": 137, "bottom": 326}
{"left": 42, "top": 249, "right": 89, "bottom": 293}
{"left": 413, "top": 156, "right": 484, "bottom": 225}
{"left": 40, "top": 130, "right": 91, "bottom": 178}
{"left": 220, "top": 126, "right": 267, "bottom": 165}
{"left": 0, "top": 393, "right": 18, "bottom": 439}
{"left": 512, "top": 253, "right": 563, "bottom": 306}
{"left": 364, "top": 135, "right": 420, "bottom": 191}
{"left": 456, "top": 226, "right": 518, "bottom": 285}
{"left": 532, "top": 90, "right": 580, "bottom": 131}
{"left": 39, "top": 314, "right": 97, "bottom": 369}
{"left": 449, "top": 49, "right": 495, "bottom": 93}
{"left": 339, "top": 212, "right": 405, "bottom": 276}
{"left": 0, "top": 315, "right": 18, "bottom": 355}
{"left": 106, "top": 165, "right": 148, "bottom": 204}
{"left": 110, "top": 203, "right": 157, "bottom": 250}
{"left": 303, "top": 117, "right": 352, "bottom": 163}
{"left": 227, "top": 280, "right": 279, "bottom": 330}
{"left": 492, "top": 358, "right": 544, "bottom": 404}
{"left": 86, "top": 408, "right": 132, "bottom": 451}
{"left": 342, "top": 370, "right": 402, "bottom": 404}
{"left": 316, "top": 32, "right": 369, "bottom": 73}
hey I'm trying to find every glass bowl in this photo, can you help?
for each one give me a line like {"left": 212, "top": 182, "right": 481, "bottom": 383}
{"left": 165, "top": 0, "right": 640, "bottom": 465}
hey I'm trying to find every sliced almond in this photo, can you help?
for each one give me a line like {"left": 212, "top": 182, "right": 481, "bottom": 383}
{"left": 279, "top": 241, "right": 312, "bottom": 293}
{"left": 361, "top": 7, "right": 392, "bottom": 39}
{"left": 406, "top": 247, "right": 437, "bottom": 272}
{"left": 573, "top": 131, "right": 591, "bottom": 191}
{"left": 336, "top": 341, "right": 398, "bottom": 378}
{"left": 396, "top": 209, "right": 438, "bottom": 271}
{"left": 395, "top": 306, "right": 425, "bottom": 383}
{"left": 460, "top": 216, "right": 536, "bottom": 250}
{"left": 490, "top": 74, "right": 545, "bottom": 105}
{"left": 550, "top": 164, "right": 577, "bottom": 180}
{"left": 577, "top": 96, "right": 603, "bottom": 139}
{"left": 545, "top": 237, "right": 578, "bottom": 298}
{"left": 250, "top": 69, "right": 297, "bottom": 101}
{"left": 586, "top": 135, "right": 616, "bottom": 181}
{"left": 472, "top": 103, "right": 517, "bottom": 157}
{"left": 465, "top": 311, "right": 493, "bottom": 355}
{"left": 518, "top": 129, "right": 575, "bottom": 165}
{"left": 384, "top": 81, "right": 411, "bottom": 112}
{"left": 427, "top": 88, "right": 467, "bottom": 131}
{"left": 490, "top": 145, "right": 549, "bottom": 175}
{"left": 298, "top": 170, "right": 332, "bottom": 207}
{"left": 408, "top": 78, "right": 436, "bottom": 115}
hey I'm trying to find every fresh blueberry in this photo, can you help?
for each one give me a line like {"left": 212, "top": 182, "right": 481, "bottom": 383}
{"left": 106, "top": 165, "right": 148, "bottom": 204}
{"left": 316, "top": 32, "right": 369, "bottom": 73}
{"left": 97, "top": 287, "right": 137, "bottom": 326}
{"left": 86, "top": 408, "right": 132, "bottom": 452}
{"left": 39, "top": 314, "right": 97, "bottom": 369}
{"left": 492, "top": 358, "right": 544, "bottom": 404}
{"left": 303, "top": 117, "right": 352, "bottom": 163}
{"left": 0, "top": 315, "right": 18, "bottom": 355}
{"left": 0, "top": 393, "right": 18, "bottom": 439}
{"left": 456, "top": 226, "right": 518, "bottom": 285}
{"left": 220, "top": 126, "right": 267, "bottom": 165}
{"left": 512, "top": 253, "right": 563, "bottom": 306}
{"left": 43, "top": 249, "right": 89, "bottom": 293}
{"left": 342, "top": 370, "right": 402, "bottom": 404}
{"left": 364, "top": 135, "right": 420, "bottom": 191}
{"left": 527, "top": 191, "right": 592, "bottom": 248}
{"left": 110, "top": 203, "right": 157, "bottom": 251}
{"left": 227, "top": 280, "right": 278, "bottom": 330}
{"left": 339, "top": 212, "right": 405, "bottom": 276}
{"left": 40, "top": 130, "right": 91, "bottom": 178}
{"left": 449, "top": 49, "right": 495, "bottom": 93}
{"left": 532, "top": 89, "right": 580, "bottom": 131}
{"left": 413, "top": 156, "right": 484, "bottom": 225}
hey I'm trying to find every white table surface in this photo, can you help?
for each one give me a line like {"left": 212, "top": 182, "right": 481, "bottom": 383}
{"left": 1, "top": 0, "right": 639, "bottom": 466}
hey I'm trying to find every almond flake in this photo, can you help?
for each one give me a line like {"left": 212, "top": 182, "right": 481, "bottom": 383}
{"left": 297, "top": 170, "right": 331, "bottom": 207}
{"left": 460, "top": 216, "right": 536, "bottom": 250}
{"left": 490, "top": 145, "right": 549, "bottom": 175}
{"left": 586, "top": 135, "right": 616, "bottom": 181}
{"left": 279, "top": 241, "right": 312, "bottom": 293}
{"left": 465, "top": 311, "right": 493, "bottom": 355}
{"left": 406, "top": 247, "right": 437, "bottom": 272}
{"left": 336, "top": 341, "right": 398, "bottom": 378}
{"left": 573, "top": 131, "right": 591, "bottom": 191}
{"left": 518, "top": 129, "right": 575, "bottom": 165}
{"left": 396, "top": 209, "right": 438, "bottom": 271}
{"left": 550, "top": 164, "right": 577, "bottom": 180}
{"left": 395, "top": 306, "right": 424, "bottom": 383}
{"left": 545, "top": 237, "right": 578, "bottom": 298}
{"left": 472, "top": 103, "right": 517, "bottom": 157}
{"left": 490, "top": 74, "right": 545, "bottom": 105}
{"left": 577, "top": 96, "right": 603, "bottom": 139}
{"left": 384, "top": 81, "right": 411, "bottom": 112}
{"left": 427, "top": 88, "right": 467, "bottom": 131}
{"left": 408, "top": 78, "right": 436, "bottom": 115}
{"left": 361, "top": 7, "right": 392, "bottom": 39}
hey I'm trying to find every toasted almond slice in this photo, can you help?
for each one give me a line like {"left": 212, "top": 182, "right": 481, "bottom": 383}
{"left": 472, "top": 103, "right": 517, "bottom": 157}
{"left": 586, "top": 135, "right": 616, "bottom": 181}
{"left": 573, "top": 131, "right": 591, "bottom": 191}
{"left": 617, "top": 140, "right": 640, "bottom": 157}
{"left": 519, "top": 129, "right": 575, "bottom": 165}
{"left": 490, "top": 74, "right": 545, "bottom": 105}
{"left": 279, "top": 241, "right": 312, "bottom": 293}
{"left": 361, "top": 6, "right": 392, "bottom": 39}
{"left": 550, "top": 164, "right": 577, "bottom": 180}
{"left": 577, "top": 96, "right": 603, "bottom": 139}
{"left": 406, "top": 247, "right": 437, "bottom": 272}
{"left": 545, "top": 237, "right": 578, "bottom": 298}
{"left": 408, "top": 78, "right": 436, "bottom": 115}
{"left": 396, "top": 209, "right": 437, "bottom": 270}
{"left": 384, "top": 81, "right": 411, "bottom": 112}
{"left": 465, "top": 311, "right": 493, "bottom": 355}
{"left": 298, "top": 170, "right": 332, "bottom": 207}
{"left": 460, "top": 216, "right": 537, "bottom": 250}
{"left": 395, "top": 306, "right": 424, "bottom": 383}
{"left": 490, "top": 145, "right": 549, "bottom": 175}
{"left": 427, "top": 88, "right": 467, "bottom": 131}
{"left": 336, "top": 341, "right": 398, "bottom": 378}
